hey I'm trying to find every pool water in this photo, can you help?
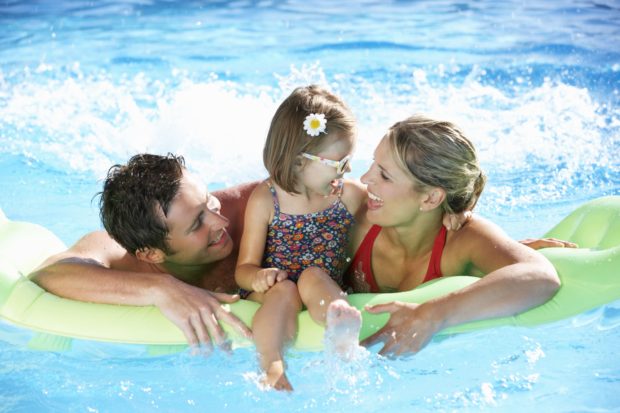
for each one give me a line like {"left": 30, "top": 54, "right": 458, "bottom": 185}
{"left": 1, "top": 0, "right": 619, "bottom": 411}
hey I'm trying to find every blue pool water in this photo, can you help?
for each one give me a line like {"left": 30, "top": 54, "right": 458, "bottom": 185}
{"left": 1, "top": 0, "right": 619, "bottom": 411}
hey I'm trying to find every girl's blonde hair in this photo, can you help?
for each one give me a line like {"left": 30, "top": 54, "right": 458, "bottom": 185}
{"left": 263, "top": 85, "right": 356, "bottom": 193}
{"left": 387, "top": 114, "right": 486, "bottom": 214}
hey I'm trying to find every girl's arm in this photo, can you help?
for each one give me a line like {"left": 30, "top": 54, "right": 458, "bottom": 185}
{"left": 363, "top": 216, "right": 560, "bottom": 356}
{"left": 234, "top": 183, "right": 287, "bottom": 293}
{"left": 340, "top": 179, "right": 368, "bottom": 216}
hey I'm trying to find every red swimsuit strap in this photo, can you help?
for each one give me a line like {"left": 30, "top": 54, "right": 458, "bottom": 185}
{"left": 423, "top": 225, "right": 447, "bottom": 283}
{"left": 349, "top": 224, "right": 447, "bottom": 292}
{"left": 349, "top": 224, "right": 382, "bottom": 292}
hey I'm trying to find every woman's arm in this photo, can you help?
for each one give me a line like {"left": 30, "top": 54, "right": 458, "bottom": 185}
{"left": 444, "top": 213, "right": 577, "bottom": 250}
{"left": 363, "top": 216, "right": 561, "bottom": 356}
{"left": 234, "top": 183, "right": 288, "bottom": 292}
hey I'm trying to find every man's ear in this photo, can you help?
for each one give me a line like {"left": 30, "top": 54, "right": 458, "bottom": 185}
{"left": 421, "top": 187, "right": 446, "bottom": 211}
{"left": 135, "top": 247, "right": 166, "bottom": 264}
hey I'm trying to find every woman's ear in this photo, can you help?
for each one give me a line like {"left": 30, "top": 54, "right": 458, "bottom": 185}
{"left": 421, "top": 187, "right": 446, "bottom": 211}
{"left": 135, "top": 247, "right": 166, "bottom": 264}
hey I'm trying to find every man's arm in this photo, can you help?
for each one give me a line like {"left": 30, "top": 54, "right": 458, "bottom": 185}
{"left": 30, "top": 231, "right": 159, "bottom": 303}
{"left": 30, "top": 231, "right": 251, "bottom": 350}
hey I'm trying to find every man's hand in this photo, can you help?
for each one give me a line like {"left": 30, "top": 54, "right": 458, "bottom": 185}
{"left": 443, "top": 211, "right": 472, "bottom": 231}
{"left": 153, "top": 275, "right": 252, "bottom": 353}
{"left": 251, "top": 268, "right": 288, "bottom": 293}
{"left": 361, "top": 301, "right": 441, "bottom": 357}
{"left": 520, "top": 237, "right": 578, "bottom": 250}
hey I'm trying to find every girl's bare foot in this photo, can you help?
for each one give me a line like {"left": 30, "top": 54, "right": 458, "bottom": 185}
{"left": 324, "top": 299, "right": 362, "bottom": 359}
{"left": 261, "top": 360, "right": 293, "bottom": 392}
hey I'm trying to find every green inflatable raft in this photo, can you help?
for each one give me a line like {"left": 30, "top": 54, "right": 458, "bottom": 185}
{"left": 0, "top": 197, "right": 619, "bottom": 353}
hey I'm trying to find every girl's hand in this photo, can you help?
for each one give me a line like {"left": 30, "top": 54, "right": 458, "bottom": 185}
{"left": 443, "top": 210, "right": 472, "bottom": 231}
{"left": 361, "top": 301, "right": 443, "bottom": 356}
{"left": 252, "top": 268, "right": 288, "bottom": 293}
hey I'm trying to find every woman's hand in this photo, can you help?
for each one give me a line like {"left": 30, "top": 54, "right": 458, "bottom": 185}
{"left": 361, "top": 301, "right": 443, "bottom": 356}
{"left": 252, "top": 268, "right": 288, "bottom": 293}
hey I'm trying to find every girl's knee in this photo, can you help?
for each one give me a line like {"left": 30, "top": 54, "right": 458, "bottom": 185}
{"left": 268, "top": 280, "right": 297, "bottom": 295}
{"left": 297, "top": 267, "right": 334, "bottom": 297}
{"left": 298, "top": 266, "right": 329, "bottom": 285}
{"left": 266, "top": 279, "right": 302, "bottom": 308}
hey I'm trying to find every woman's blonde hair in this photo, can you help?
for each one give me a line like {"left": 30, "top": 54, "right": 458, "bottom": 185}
{"left": 387, "top": 114, "right": 486, "bottom": 214}
{"left": 263, "top": 85, "right": 356, "bottom": 193}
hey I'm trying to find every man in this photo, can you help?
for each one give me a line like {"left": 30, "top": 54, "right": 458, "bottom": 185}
{"left": 31, "top": 153, "right": 258, "bottom": 351}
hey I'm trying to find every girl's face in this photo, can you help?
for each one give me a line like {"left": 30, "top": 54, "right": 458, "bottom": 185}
{"left": 298, "top": 132, "right": 354, "bottom": 195}
{"left": 360, "top": 136, "right": 426, "bottom": 227}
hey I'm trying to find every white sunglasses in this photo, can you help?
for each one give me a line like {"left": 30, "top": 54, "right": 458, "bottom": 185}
{"left": 301, "top": 153, "right": 351, "bottom": 175}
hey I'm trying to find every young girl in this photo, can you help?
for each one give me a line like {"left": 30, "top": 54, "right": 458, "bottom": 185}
{"left": 235, "top": 85, "right": 367, "bottom": 391}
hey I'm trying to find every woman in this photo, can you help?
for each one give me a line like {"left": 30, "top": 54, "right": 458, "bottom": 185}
{"left": 345, "top": 114, "right": 562, "bottom": 356}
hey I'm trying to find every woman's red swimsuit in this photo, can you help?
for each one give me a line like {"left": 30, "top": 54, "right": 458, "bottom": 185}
{"left": 346, "top": 225, "right": 447, "bottom": 292}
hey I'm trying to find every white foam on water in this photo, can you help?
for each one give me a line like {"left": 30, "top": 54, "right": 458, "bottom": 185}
{"left": 1, "top": 63, "right": 618, "bottom": 199}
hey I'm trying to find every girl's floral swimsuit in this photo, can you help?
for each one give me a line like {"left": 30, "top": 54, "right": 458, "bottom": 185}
{"left": 261, "top": 179, "right": 354, "bottom": 287}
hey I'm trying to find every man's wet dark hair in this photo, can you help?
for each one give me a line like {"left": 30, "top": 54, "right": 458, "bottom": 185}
{"left": 99, "top": 153, "right": 185, "bottom": 255}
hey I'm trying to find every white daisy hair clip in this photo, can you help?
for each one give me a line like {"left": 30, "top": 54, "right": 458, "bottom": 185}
{"left": 303, "top": 113, "right": 327, "bottom": 137}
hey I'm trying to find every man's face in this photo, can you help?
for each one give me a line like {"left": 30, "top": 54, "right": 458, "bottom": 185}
{"left": 162, "top": 171, "right": 233, "bottom": 266}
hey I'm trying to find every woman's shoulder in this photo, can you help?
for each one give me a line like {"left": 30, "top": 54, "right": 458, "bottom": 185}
{"left": 444, "top": 214, "right": 541, "bottom": 274}
{"left": 450, "top": 215, "right": 510, "bottom": 243}
{"left": 446, "top": 215, "right": 505, "bottom": 253}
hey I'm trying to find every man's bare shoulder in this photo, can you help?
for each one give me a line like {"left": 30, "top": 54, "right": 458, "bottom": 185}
{"left": 37, "top": 230, "right": 144, "bottom": 271}
{"left": 212, "top": 180, "right": 262, "bottom": 206}
{"left": 213, "top": 180, "right": 262, "bottom": 247}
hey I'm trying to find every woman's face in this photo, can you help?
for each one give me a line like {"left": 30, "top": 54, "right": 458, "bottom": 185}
{"left": 360, "top": 136, "right": 425, "bottom": 227}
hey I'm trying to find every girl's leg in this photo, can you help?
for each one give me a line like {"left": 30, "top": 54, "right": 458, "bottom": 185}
{"left": 296, "top": 266, "right": 346, "bottom": 323}
{"left": 250, "top": 279, "right": 302, "bottom": 391}
{"left": 297, "top": 267, "right": 362, "bottom": 356}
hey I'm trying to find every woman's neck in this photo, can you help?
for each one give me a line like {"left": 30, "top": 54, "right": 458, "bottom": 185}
{"left": 385, "top": 211, "right": 444, "bottom": 257}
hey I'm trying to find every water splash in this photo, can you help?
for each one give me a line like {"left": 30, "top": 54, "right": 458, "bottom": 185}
{"left": 2, "top": 63, "right": 616, "bottom": 190}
